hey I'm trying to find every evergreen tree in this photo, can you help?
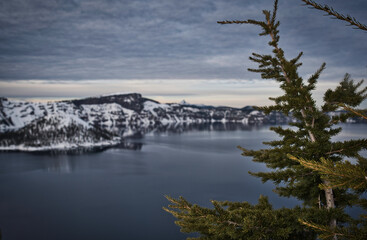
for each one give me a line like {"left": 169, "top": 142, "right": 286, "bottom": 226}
{"left": 288, "top": 110, "right": 367, "bottom": 240}
{"left": 290, "top": 1, "right": 367, "bottom": 238}
{"left": 164, "top": 1, "right": 367, "bottom": 239}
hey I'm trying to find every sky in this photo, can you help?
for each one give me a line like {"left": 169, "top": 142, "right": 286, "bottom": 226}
{"left": 0, "top": 0, "right": 366, "bottom": 107}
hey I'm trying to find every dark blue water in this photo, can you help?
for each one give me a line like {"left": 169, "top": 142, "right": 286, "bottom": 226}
{"left": 0, "top": 124, "right": 365, "bottom": 240}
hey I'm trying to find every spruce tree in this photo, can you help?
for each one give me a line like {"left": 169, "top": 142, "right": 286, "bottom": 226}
{"left": 290, "top": 154, "right": 367, "bottom": 240}
{"left": 164, "top": 1, "right": 367, "bottom": 239}
{"left": 290, "top": 1, "right": 367, "bottom": 238}
{"left": 290, "top": 106, "right": 367, "bottom": 239}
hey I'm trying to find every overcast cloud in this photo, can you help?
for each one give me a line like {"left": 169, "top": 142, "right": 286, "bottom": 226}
{"left": 0, "top": 0, "right": 367, "bottom": 106}
{"left": 0, "top": 0, "right": 366, "bottom": 106}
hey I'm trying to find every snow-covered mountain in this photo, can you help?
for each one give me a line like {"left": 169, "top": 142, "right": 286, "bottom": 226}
{"left": 0, "top": 93, "right": 316, "bottom": 151}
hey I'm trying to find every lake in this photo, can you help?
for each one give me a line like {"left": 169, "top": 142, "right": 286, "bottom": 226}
{"left": 0, "top": 124, "right": 365, "bottom": 240}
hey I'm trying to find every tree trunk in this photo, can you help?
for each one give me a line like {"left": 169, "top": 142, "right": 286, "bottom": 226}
{"left": 324, "top": 180, "right": 337, "bottom": 239}
{"left": 308, "top": 129, "right": 337, "bottom": 239}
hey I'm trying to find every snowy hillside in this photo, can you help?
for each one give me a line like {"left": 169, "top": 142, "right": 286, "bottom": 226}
{"left": 0, "top": 93, "right": 293, "bottom": 151}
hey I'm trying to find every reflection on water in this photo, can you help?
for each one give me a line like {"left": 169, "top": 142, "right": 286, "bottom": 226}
{"left": 19, "top": 122, "right": 267, "bottom": 156}
{"left": 45, "top": 156, "right": 74, "bottom": 173}
{"left": 3, "top": 123, "right": 266, "bottom": 174}
{"left": 24, "top": 123, "right": 262, "bottom": 173}
{"left": 123, "top": 122, "right": 265, "bottom": 137}
{"left": 114, "top": 142, "right": 143, "bottom": 151}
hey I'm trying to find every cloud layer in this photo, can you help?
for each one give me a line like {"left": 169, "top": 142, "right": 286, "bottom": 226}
{"left": 0, "top": 0, "right": 366, "bottom": 82}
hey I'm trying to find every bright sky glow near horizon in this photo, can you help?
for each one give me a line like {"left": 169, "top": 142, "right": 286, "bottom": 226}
{"left": 1, "top": 79, "right": 342, "bottom": 108}
{"left": 0, "top": 0, "right": 366, "bottom": 107}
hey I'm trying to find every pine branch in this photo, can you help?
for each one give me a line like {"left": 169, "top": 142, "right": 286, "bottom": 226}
{"left": 164, "top": 195, "right": 322, "bottom": 239}
{"left": 217, "top": 20, "right": 249, "bottom": 24}
{"left": 301, "top": 0, "right": 367, "bottom": 32}
{"left": 323, "top": 75, "right": 367, "bottom": 114}
{"left": 299, "top": 219, "right": 345, "bottom": 240}
{"left": 339, "top": 103, "right": 367, "bottom": 120}
{"left": 288, "top": 155, "right": 367, "bottom": 190}
{"left": 299, "top": 218, "right": 367, "bottom": 240}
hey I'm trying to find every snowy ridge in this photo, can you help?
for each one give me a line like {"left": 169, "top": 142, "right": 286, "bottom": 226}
{"left": 4, "top": 93, "right": 357, "bottom": 151}
{"left": 82, "top": 103, "right": 128, "bottom": 128}
{"left": 0, "top": 93, "right": 291, "bottom": 151}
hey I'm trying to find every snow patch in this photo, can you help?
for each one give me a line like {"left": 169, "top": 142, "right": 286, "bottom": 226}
{"left": 0, "top": 140, "right": 119, "bottom": 151}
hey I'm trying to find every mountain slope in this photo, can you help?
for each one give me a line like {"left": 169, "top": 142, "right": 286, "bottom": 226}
{"left": 2, "top": 93, "right": 356, "bottom": 151}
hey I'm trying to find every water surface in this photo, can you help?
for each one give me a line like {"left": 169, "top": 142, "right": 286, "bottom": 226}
{"left": 0, "top": 124, "right": 365, "bottom": 240}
